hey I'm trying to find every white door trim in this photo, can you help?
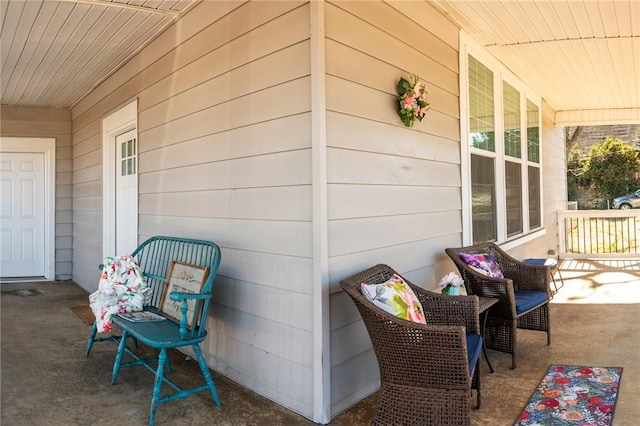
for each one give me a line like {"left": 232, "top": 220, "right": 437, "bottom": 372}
{"left": 0, "top": 137, "right": 55, "bottom": 280}
{"left": 102, "top": 99, "right": 138, "bottom": 257}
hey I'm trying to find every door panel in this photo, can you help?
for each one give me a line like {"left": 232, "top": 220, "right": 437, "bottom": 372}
{"left": 0, "top": 152, "right": 45, "bottom": 277}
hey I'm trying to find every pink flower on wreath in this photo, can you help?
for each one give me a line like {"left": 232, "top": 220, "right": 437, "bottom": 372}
{"left": 403, "top": 95, "right": 415, "bottom": 110}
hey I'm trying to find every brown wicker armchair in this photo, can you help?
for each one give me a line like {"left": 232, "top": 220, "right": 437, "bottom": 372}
{"left": 445, "top": 243, "right": 551, "bottom": 369}
{"left": 340, "top": 264, "right": 483, "bottom": 426}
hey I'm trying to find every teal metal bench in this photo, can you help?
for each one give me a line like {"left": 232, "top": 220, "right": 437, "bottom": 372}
{"left": 85, "top": 236, "right": 222, "bottom": 425}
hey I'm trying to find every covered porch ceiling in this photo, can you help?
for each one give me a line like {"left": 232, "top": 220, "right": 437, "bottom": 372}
{"left": 433, "top": 0, "right": 639, "bottom": 126}
{"left": 1, "top": 0, "right": 639, "bottom": 127}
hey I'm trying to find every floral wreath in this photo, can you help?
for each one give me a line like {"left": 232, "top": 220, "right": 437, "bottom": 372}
{"left": 396, "top": 75, "right": 430, "bottom": 127}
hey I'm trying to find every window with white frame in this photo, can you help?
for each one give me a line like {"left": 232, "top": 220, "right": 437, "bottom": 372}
{"left": 463, "top": 45, "right": 542, "bottom": 245}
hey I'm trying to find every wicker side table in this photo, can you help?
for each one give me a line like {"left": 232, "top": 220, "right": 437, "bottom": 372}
{"left": 478, "top": 297, "right": 499, "bottom": 373}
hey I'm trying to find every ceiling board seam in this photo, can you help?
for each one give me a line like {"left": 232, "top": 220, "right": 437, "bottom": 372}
{"left": 486, "top": 35, "right": 640, "bottom": 47}
{"left": 58, "top": 0, "right": 180, "bottom": 16}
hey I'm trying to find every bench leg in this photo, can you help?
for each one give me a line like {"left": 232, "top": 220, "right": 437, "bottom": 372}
{"left": 193, "top": 344, "right": 221, "bottom": 406}
{"left": 149, "top": 349, "right": 168, "bottom": 426}
{"left": 112, "top": 329, "right": 129, "bottom": 385}
{"left": 86, "top": 322, "right": 98, "bottom": 356}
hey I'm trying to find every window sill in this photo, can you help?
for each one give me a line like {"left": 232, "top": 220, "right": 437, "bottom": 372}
{"left": 499, "top": 228, "right": 546, "bottom": 251}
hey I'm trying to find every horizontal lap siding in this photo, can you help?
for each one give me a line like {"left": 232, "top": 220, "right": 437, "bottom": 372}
{"left": 71, "top": 1, "right": 315, "bottom": 418}
{"left": 324, "top": 1, "right": 460, "bottom": 415}
{"left": 0, "top": 106, "right": 73, "bottom": 279}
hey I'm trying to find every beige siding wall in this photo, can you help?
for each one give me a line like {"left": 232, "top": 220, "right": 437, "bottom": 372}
{"left": 70, "top": 1, "right": 316, "bottom": 417}
{"left": 0, "top": 106, "right": 73, "bottom": 279}
{"left": 324, "top": 1, "right": 462, "bottom": 414}
{"left": 58, "top": 0, "right": 566, "bottom": 420}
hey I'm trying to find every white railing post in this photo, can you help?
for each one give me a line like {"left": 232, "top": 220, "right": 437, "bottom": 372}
{"left": 557, "top": 211, "right": 567, "bottom": 259}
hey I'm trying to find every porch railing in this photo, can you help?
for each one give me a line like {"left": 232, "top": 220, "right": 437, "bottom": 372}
{"left": 558, "top": 210, "right": 640, "bottom": 259}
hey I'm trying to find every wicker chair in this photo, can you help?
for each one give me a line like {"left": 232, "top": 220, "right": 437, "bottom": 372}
{"left": 340, "top": 264, "right": 483, "bottom": 426}
{"left": 445, "top": 243, "right": 551, "bottom": 369}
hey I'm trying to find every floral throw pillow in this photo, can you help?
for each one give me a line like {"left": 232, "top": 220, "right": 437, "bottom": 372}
{"left": 459, "top": 252, "right": 504, "bottom": 279}
{"left": 360, "top": 274, "right": 427, "bottom": 324}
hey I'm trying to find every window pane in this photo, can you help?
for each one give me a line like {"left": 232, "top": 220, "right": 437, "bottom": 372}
{"left": 503, "top": 82, "right": 521, "bottom": 158}
{"left": 505, "top": 161, "right": 522, "bottom": 237}
{"left": 468, "top": 55, "right": 495, "bottom": 152}
{"left": 121, "top": 159, "right": 126, "bottom": 177}
{"left": 471, "top": 154, "right": 496, "bottom": 243}
{"left": 527, "top": 100, "right": 540, "bottom": 163}
{"left": 528, "top": 165, "right": 541, "bottom": 228}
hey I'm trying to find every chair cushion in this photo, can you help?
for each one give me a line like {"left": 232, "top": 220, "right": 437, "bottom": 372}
{"left": 459, "top": 252, "right": 504, "bottom": 278}
{"left": 361, "top": 274, "right": 427, "bottom": 324}
{"left": 523, "top": 258, "right": 557, "bottom": 269}
{"left": 514, "top": 290, "right": 548, "bottom": 314}
{"left": 466, "top": 334, "right": 483, "bottom": 374}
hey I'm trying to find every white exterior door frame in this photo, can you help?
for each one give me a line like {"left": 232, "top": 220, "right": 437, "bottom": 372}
{"left": 0, "top": 137, "right": 55, "bottom": 281}
{"left": 102, "top": 99, "right": 138, "bottom": 257}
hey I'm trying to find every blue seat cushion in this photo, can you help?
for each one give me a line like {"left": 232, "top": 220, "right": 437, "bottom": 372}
{"left": 466, "top": 334, "right": 483, "bottom": 374}
{"left": 523, "top": 258, "right": 557, "bottom": 269}
{"left": 514, "top": 290, "right": 548, "bottom": 314}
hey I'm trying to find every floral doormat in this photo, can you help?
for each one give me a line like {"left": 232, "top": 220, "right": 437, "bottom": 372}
{"left": 515, "top": 364, "right": 622, "bottom": 426}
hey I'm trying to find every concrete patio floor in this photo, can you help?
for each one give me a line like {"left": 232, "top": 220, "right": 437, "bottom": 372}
{"left": 1, "top": 259, "right": 639, "bottom": 425}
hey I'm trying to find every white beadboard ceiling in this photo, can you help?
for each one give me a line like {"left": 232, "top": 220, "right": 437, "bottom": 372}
{"left": 0, "top": 0, "right": 638, "bottom": 126}
{"left": 0, "top": 0, "right": 199, "bottom": 109}
{"left": 432, "top": 0, "right": 640, "bottom": 125}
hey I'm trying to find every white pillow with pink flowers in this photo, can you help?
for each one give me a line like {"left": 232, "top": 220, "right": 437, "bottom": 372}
{"left": 360, "top": 274, "right": 426, "bottom": 324}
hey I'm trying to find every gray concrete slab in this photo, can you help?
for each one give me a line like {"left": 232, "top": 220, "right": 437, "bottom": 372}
{"left": 1, "top": 262, "right": 638, "bottom": 425}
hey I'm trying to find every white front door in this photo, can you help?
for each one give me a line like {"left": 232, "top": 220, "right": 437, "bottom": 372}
{"left": 115, "top": 129, "right": 138, "bottom": 255}
{"left": 0, "top": 152, "right": 46, "bottom": 277}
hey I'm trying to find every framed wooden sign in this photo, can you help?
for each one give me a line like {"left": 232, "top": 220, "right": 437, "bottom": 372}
{"left": 159, "top": 260, "right": 210, "bottom": 328}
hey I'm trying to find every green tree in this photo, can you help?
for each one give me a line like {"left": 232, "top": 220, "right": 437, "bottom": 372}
{"left": 581, "top": 137, "right": 640, "bottom": 203}
{"left": 566, "top": 144, "right": 586, "bottom": 202}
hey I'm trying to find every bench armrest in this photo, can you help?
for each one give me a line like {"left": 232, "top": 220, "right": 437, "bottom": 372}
{"left": 168, "top": 292, "right": 213, "bottom": 337}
